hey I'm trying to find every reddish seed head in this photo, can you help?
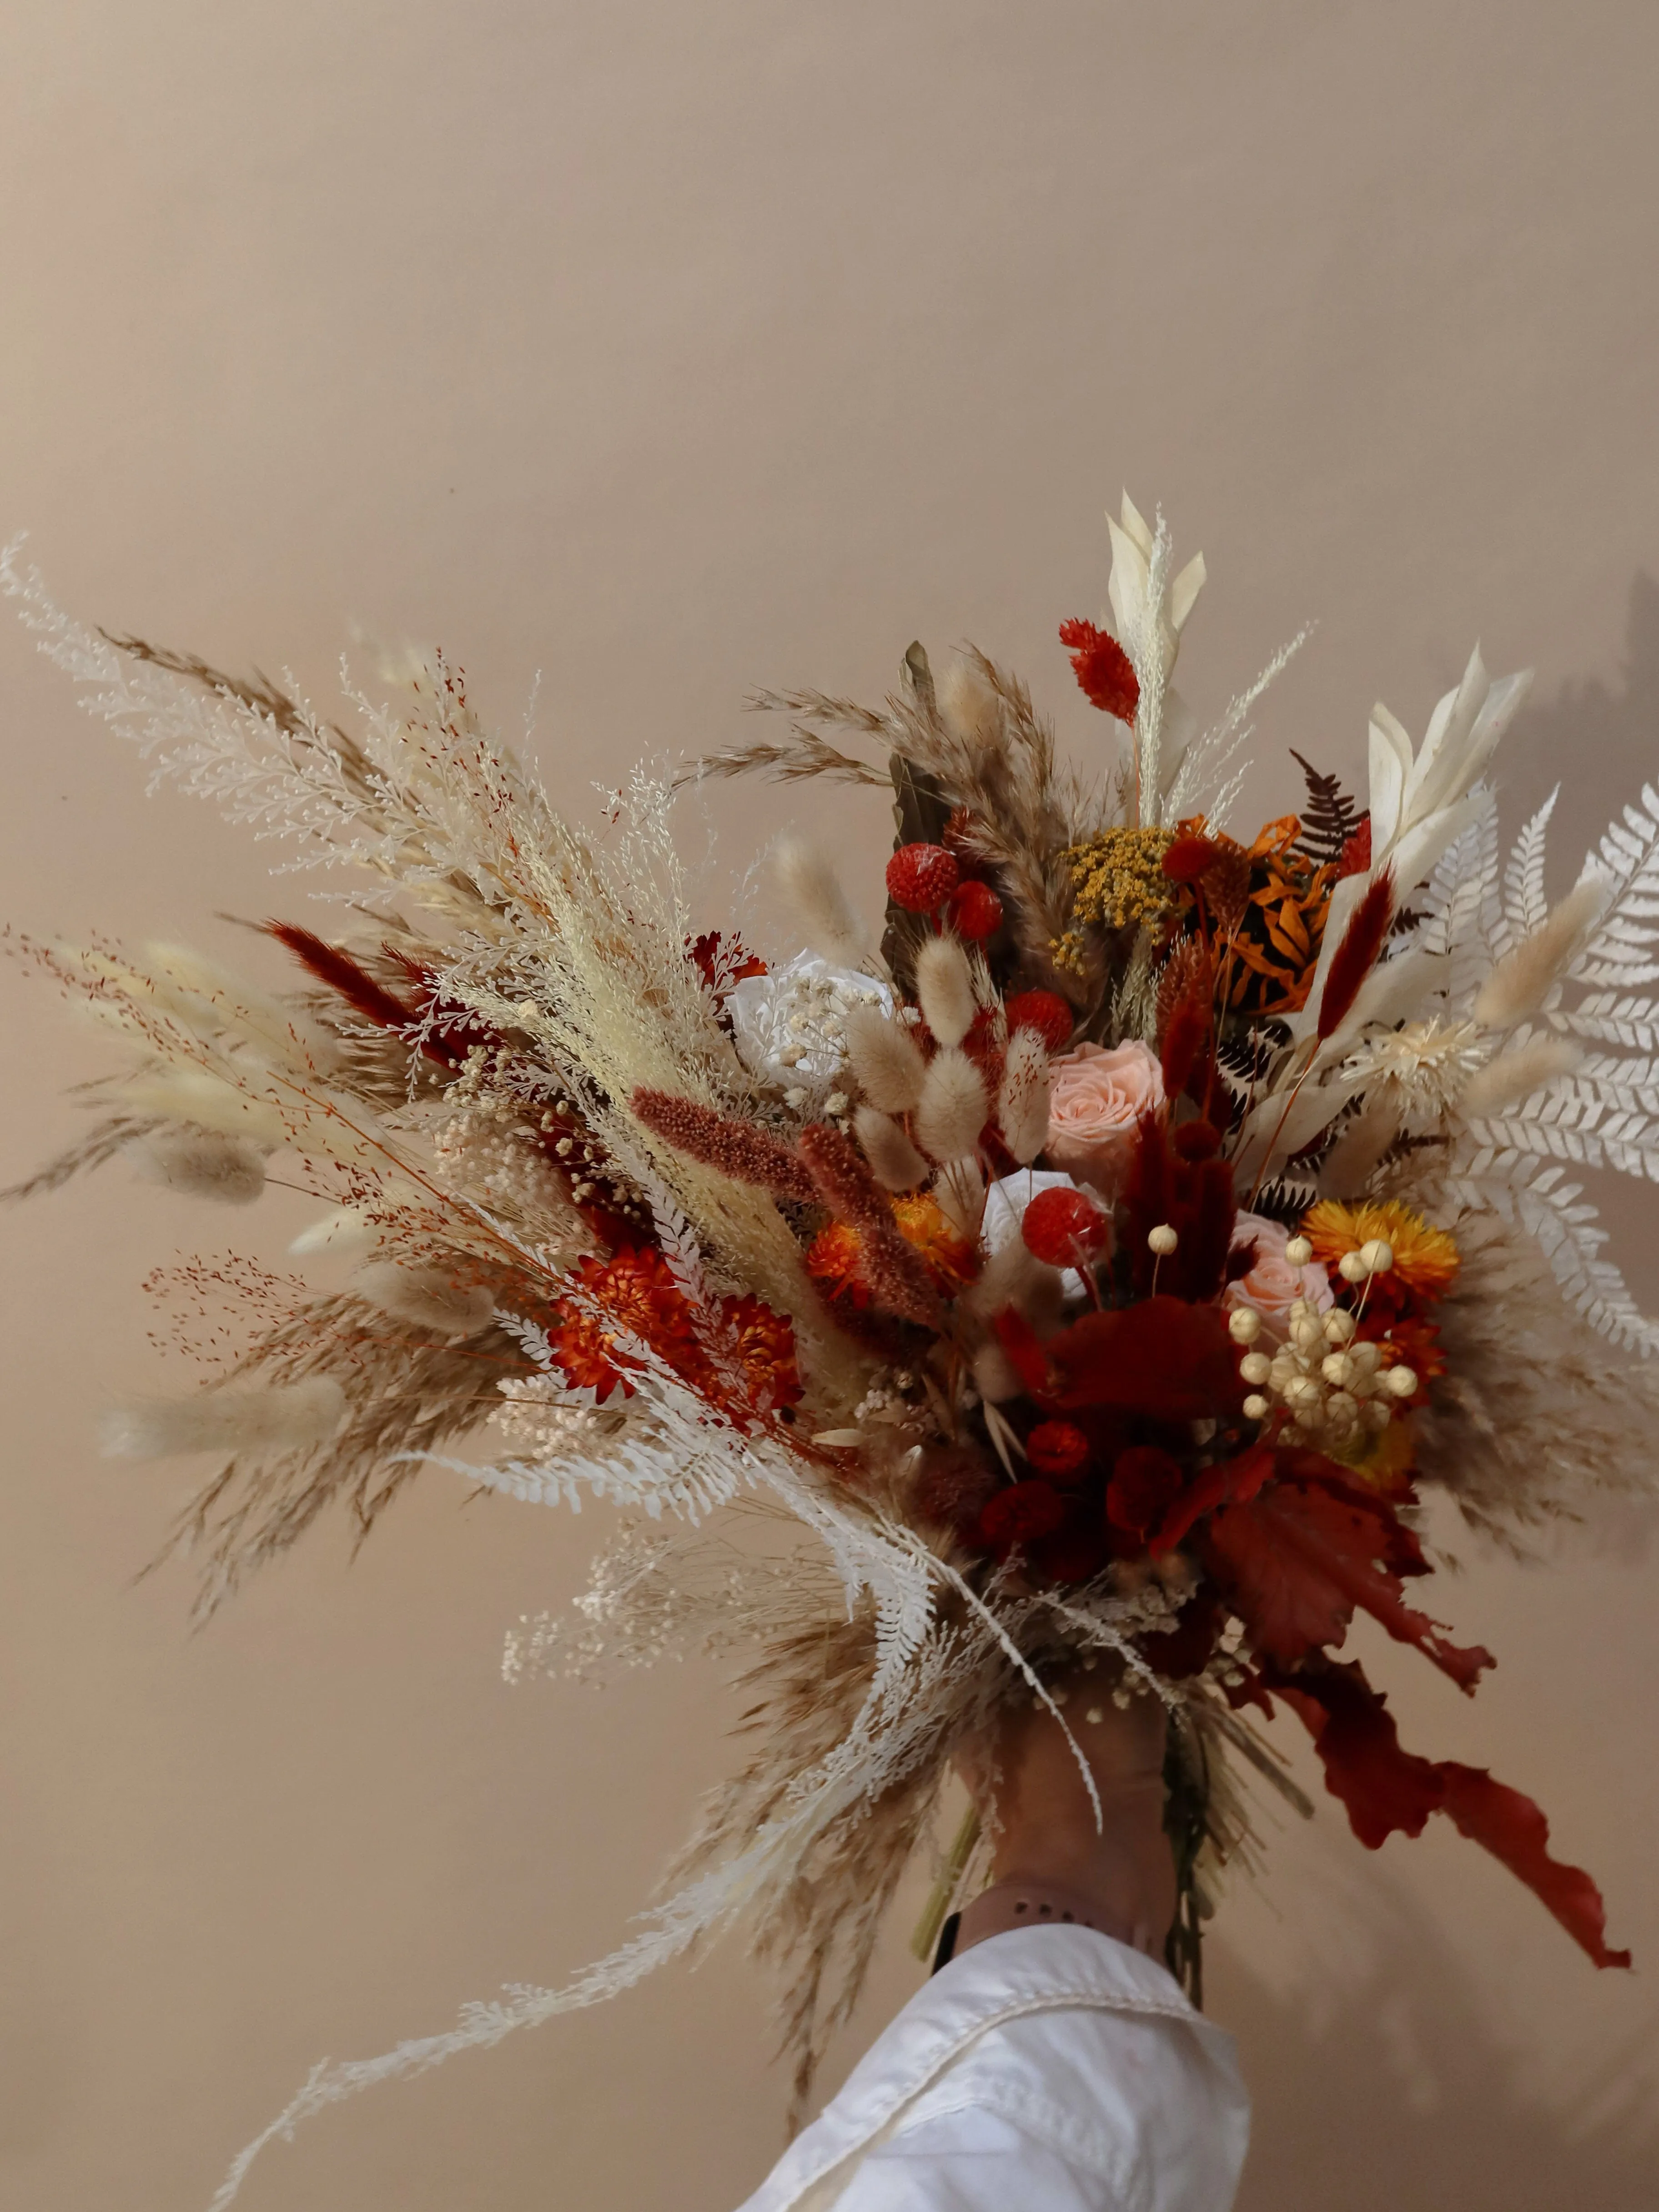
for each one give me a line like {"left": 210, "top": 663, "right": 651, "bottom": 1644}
{"left": 1058, "top": 618, "right": 1141, "bottom": 722}
{"left": 1025, "top": 1419, "right": 1091, "bottom": 1480}
{"left": 978, "top": 1479, "right": 1066, "bottom": 1553}
{"left": 886, "top": 843, "right": 961, "bottom": 913}
{"left": 1021, "top": 1186, "right": 1111, "bottom": 1267}
{"left": 1171, "top": 1118, "right": 1221, "bottom": 1161}
{"left": 950, "top": 879, "right": 1004, "bottom": 941}
{"left": 1161, "top": 832, "right": 1222, "bottom": 885}
{"left": 1005, "top": 989, "right": 1073, "bottom": 1051}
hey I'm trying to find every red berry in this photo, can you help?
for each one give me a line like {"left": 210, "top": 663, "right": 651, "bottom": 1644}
{"left": 1004, "top": 989, "right": 1073, "bottom": 1052}
{"left": 1025, "top": 1419, "right": 1091, "bottom": 1480}
{"left": 886, "top": 843, "right": 960, "bottom": 913}
{"left": 1021, "top": 1186, "right": 1111, "bottom": 1268}
{"left": 978, "top": 1479, "right": 1066, "bottom": 1553}
{"left": 950, "top": 879, "right": 1004, "bottom": 941}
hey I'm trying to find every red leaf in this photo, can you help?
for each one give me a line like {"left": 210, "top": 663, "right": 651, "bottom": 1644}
{"left": 1265, "top": 1658, "right": 1448, "bottom": 1845}
{"left": 1047, "top": 1296, "right": 1247, "bottom": 1422}
{"left": 1438, "top": 1763, "right": 1632, "bottom": 1971}
{"left": 1149, "top": 1440, "right": 1277, "bottom": 1554}
{"left": 1266, "top": 1663, "right": 1631, "bottom": 1968}
{"left": 1206, "top": 1473, "right": 1493, "bottom": 1690}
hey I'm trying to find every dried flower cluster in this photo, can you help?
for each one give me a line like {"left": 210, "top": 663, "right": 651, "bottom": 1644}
{"left": 5, "top": 493, "right": 1654, "bottom": 2202}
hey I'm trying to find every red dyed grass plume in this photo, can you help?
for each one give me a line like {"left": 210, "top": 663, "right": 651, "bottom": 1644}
{"left": 1059, "top": 618, "right": 1140, "bottom": 722}
{"left": 1317, "top": 868, "right": 1394, "bottom": 1042}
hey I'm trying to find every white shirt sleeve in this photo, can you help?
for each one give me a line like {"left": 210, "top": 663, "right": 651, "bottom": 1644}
{"left": 734, "top": 1925, "right": 1250, "bottom": 2212}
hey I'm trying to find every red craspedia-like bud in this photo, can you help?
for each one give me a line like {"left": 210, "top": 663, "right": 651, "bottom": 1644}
{"left": 1005, "top": 989, "right": 1073, "bottom": 1051}
{"left": 1171, "top": 1118, "right": 1221, "bottom": 1161}
{"left": 979, "top": 1479, "right": 1066, "bottom": 1553}
{"left": 886, "top": 842, "right": 960, "bottom": 913}
{"left": 1021, "top": 1186, "right": 1111, "bottom": 1267}
{"left": 1058, "top": 618, "right": 1140, "bottom": 722}
{"left": 1161, "top": 832, "right": 1221, "bottom": 885}
{"left": 1106, "top": 1444, "right": 1184, "bottom": 1536}
{"left": 913, "top": 1443, "right": 1000, "bottom": 1532}
{"left": 1026, "top": 1419, "right": 1091, "bottom": 1480}
{"left": 950, "top": 879, "right": 1004, "bottom": 941}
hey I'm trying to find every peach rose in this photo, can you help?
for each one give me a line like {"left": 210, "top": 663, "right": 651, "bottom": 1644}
{"left": 1043, "top": 1040, "right": 1165, "bottom": 1196}
{"left": 1225, "top": 1212, "right": 1334, "bottom": 1339}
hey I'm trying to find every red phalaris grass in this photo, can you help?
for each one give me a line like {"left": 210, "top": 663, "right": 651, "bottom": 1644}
{"left": 1317, "top": 868, "right": 1395, "bottom": 1042}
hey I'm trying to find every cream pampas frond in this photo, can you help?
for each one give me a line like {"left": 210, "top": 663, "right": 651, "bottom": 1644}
{"left": 103, "top": 1378, "right": 347, "bottom": 1461}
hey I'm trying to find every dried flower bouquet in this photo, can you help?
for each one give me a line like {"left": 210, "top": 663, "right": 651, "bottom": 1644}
{"left": 5, "top": 496, "right": 1652, "bottom": 2203}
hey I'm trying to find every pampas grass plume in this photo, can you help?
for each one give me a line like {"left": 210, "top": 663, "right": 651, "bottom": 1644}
{"left": 853, "top": 1106, "right": 928, "bottom": 1191}
{"left": 146, "top": 941, "right": 340, "bottom": 1071}
{"left": 915, "top": 1047, "right": 987, "bottom": 1163}
{"left": 914, "top": 937, "right": 976, "bottom": 1048}
{"left": 356, "top": 1260, "right": 496, "bottom": 1338}
{"left": 997, "top": 1027, "right": 1051, "bottom": 1164}
{"left": 117, "top": 1069, "right": 288, "bottom": 1147}
{"left": 102, "top": 1377, "right": 347, "bottom": 1460}
{"left": 1461, "top": 1035, "right": 1584, "bottom": 1119}
{"left": 126, "top": 1127, "right": 268, "bottom": 1205}
{"left": 773, "top": 837, "right": 865, "bottom": 965}
{"left": 1473, "top": 876, "right": 1609, "bottom": 1031}
{"left": 845, "top": 1005, "right": 926, "bottom": 1113}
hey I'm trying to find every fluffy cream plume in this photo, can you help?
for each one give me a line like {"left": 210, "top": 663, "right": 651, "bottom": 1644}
{"left": 772, "top": 837, "right": 865, "bottom": 965}
{"left": 125, "top": 1126, "right": 268, "bottom": 1205}
{"left": 962, "top": 1236, "right": 1063, "bottom": 1329}
{"left": 1317, "top": 1102, "right": 1401, "bottom": 1197}
{"left": 914, "top": 1047, "right": 987, "bottom": 1163}
{"left": 852, "top": 1106, "right": 928, "bottom": 1192}
{"left": 354, "top": 1261, "right": 496, "bottom": 1338}
{"left": 1460, "top": 1035, "right": 1585, "bottom": 1120}
{"left": 116, "top": 1068, "right": 288, "bottom": 1146}
{"left": 1473, "top": 875, "right": 1609, "bottom": 1031}
{"left": 844, "top": 1003, "right": 926, "bottom": 1113}
{"left": 102, "top": 1378, "right": 347, "bottom": 1461}
{"left": 996, "top": 1027, "right": 1051, "bottom": 1164}
{"left": 145, "top": 941, "right": 340, "bottom": 1072}
{"left": 914, "top": 936, "right": 976, "bottom": 1048}
{"left": 938, "top": 656, "right": 1002, "bottom": 749}
{"left": 290, "top": 1206, "right": 377, "bottom": 1255}
{"left": 972, "top": 1341, "right": 1022, "bottom": 1403}
{"left": 932, "top": 1154, "right": 986, "bottom": 1239}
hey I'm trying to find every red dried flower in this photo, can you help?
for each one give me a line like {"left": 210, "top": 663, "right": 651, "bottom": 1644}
{"left": 950, "top": 879, "right": 1004, "bottom": 941}
{"left": 914, "top": 1443, "right": 1000, "bottom": 1531}
{"left": 686, "top": 930, "right": 767, "bottom": 997}
{"left": 1161, "top": 833, "right": 1222, "bottom": 885}
{"left": 1026, "top": 1419, "right": 1091, "bottom": 1480}
{"left": 979, "top": 1479, "right": 1067, "bottom": 1553}
{"left": 942, "top": 807, "right": 983, "bottom": 861}
{"left": 886, "top": 843, "right": 961, "bottom": 913}
{"left": 1005, "top": 989, "right": 1073, "bottom": 1051}
{"left": 1058, "top": 618, "right": 1140, "bottom": 722}
{"left": 1021, "top": 1186, "right": 1111, "bottom": 1267}
{"left": 1106, "top": 1444, "right": 1185, "bottom": 1535}
{"left": 718, "top": 1292, "right": 802, "bottom": 1411}
{"left": 548, "top": 1307, "right": 632, "bottom": 1401}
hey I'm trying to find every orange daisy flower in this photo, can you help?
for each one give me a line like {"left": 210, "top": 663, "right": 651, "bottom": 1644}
{"left": 1302, "top": 1199, "right": 1459, "bottom": 1304}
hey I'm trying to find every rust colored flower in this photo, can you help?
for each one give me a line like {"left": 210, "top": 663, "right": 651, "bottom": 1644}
{"left": 891, "top": 1192, "right": 979, "bottom": 1289}
{"left": 548, "top": 1307, "right": 633, "bottom": 1401}
{"left": 806, "top": 1219, "right": 866, "bottom": 1302}
{"left": 1059, "top": 618, "right": 1140, "bottom": 722}
{"left": 718, "top": 1292, "right": 803, "bottom": 1411}
{"left": 1302, "top": 1200, "right": 1459, "bottom": 1304}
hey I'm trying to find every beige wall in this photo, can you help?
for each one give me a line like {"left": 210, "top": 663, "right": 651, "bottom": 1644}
{"left": 3, "top": 5, "right": 1658, "bottom": 2206}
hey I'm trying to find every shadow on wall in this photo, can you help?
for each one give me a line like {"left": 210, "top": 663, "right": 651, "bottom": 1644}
{"left": 1502, "top": 572, "right": 1659, "bottom": 927}
{"left": 1209, "top": 1896, "right": 1659, "bottom": 2212}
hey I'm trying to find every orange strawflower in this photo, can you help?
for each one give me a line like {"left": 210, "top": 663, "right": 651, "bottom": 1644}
{"left": 807, "top": 1194, "right": 975, "bottom": 1306}
{"left": 719, "top": 1292, "right": 803, "bottom": 1413}
{"left": 1302, "top": 1199, "right": 1459, "bottom": 1304}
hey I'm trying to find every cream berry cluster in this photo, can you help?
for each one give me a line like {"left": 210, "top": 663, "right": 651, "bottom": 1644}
{"left": 1226, "top": 1236, "right": 1417, "bottom": 1448}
